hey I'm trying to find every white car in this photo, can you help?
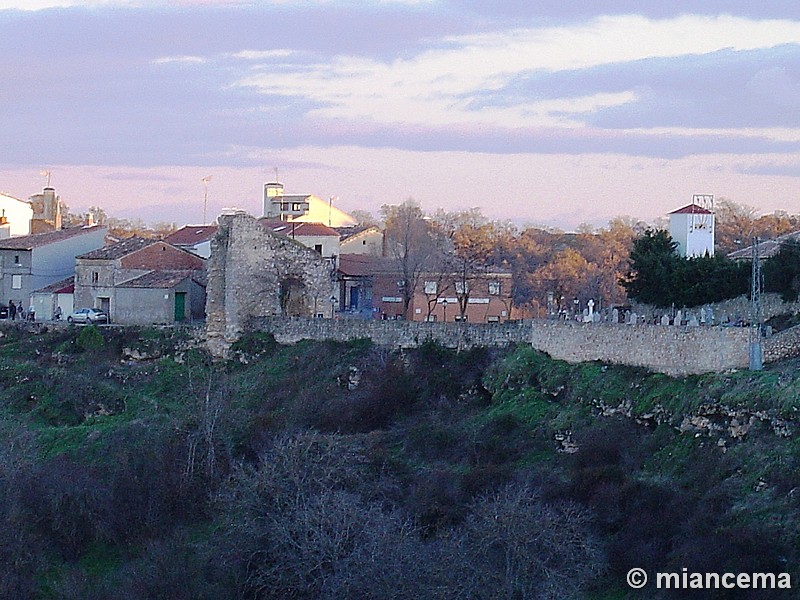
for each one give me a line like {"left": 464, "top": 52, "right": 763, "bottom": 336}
{"left": 67, "top": 308, "right": 109, "bottom": 324}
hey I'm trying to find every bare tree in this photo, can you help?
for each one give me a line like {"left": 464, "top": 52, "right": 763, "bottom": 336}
{"left": 446, "top": 482, "right": 606, "bottom": 600}
{"left": 381, "top": 200, "right": 444, "bottom": 319}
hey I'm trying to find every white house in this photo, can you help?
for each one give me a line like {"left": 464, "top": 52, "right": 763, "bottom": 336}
{"left": 31, "top": 276, "right": 75, "bottom": 321}
{"left": 0, "top": 225, "right": 107, "bottom": 312}
{"left": 262, "top": 182, "right": 358, "bottom": 227}
{"left": 0, "top": 192, "right": 33, "bottom": 237}
{"left": 339, "top": 225, "right": 384, "bottom": 257}
{"left": 164, "top": 224, "right": 218, "bottom": 258}
{"left": 669, "top": 203, "right": 715, "bottom": 257}
{"left": 259, "top": 218, "right": 341, "bottom": 267}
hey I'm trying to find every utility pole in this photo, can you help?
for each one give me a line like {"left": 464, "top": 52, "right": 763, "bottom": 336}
{"left": 749, "top": 237, "right": 763, "bottom": 370}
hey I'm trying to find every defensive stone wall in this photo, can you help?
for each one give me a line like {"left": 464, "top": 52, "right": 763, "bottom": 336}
{"left": 250, "top": 317, "right": 752, "bottom": 376}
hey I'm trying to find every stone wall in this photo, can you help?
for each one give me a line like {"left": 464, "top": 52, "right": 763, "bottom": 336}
{"left": 206, "top": 212, "right": 337, "bottom": 356}
{"left": 763, "top": 324, "right": 800, "bottom": 363}
{"left": 250, "top": 317, "right": 531, "bottom": 349}
{"left": 249, "top": 317, "right": 752, "bottom": 376}
{"left": 631, "top": 293, "right": 800, "bottom": 325}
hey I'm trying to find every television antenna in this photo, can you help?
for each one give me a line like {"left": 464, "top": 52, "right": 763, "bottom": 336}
{"left": 201, "top": 175, "right": 212, "bottom": 224}
{"left": 691, "top": 194, "right": 714, "bottom": 231}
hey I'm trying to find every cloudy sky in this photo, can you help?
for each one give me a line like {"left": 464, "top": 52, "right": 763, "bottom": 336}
{"left": 2, "top": 1, "right": 800, "bottom": 228}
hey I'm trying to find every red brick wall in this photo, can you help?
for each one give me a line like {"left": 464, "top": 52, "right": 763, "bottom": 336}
{"left": 120, "top": 242, "right": 205, "bottom": 270}
{"left": 370, "top": 271, "right": 514, "bottom": 323}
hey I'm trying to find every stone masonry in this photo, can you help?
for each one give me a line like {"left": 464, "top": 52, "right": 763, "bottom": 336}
{"left": 206, "top": 213, "right": 763, "bottom": 375}
{"left": 248, "top": 317, "right": 752, "bottom": 376}
{"left": 206, "top": 211, "right": 336, "bottom": 356}
{"left": 763, "top": 324, "right": 800, "bottom": 363}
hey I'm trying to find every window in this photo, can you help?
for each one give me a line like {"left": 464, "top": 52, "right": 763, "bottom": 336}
{"left": 455, "top": 281, "right": 468, "bottom": 294}
{"left": 292, "top": 203, "right": 303, "bottom": 211}
{"left": 488, "top": 281, "right": 501, "bottom": 295}
{"left": 454, "top": 315, "right": 468, "bottom": 322}
{"left": 314, "top": 244, "right": 323, "bottom": 254}
{"left": 13, "top": 255, "right": 20, "bottom": 265}
{"left": 92, "top": 272, "right": 99, "bottom": 284}
{"left": 424, "top": 281, "right": 437, "bottom": 295}
{"left": 11, "top": 275, "right": 21, "bottom": 289}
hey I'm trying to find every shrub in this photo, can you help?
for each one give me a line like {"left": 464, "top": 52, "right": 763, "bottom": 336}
{"left": 76, "top": 326, "right": 105, "bottom": 353}
{"left": 449, "top": 482, "right": 606, "bottom": 599}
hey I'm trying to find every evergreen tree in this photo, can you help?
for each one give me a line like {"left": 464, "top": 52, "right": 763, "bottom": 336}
{"left": 764, "top": 241, "right": 800, "bottom": 302}
{"left": 623, "top": 230, "right": 749, "bottom": 307}
{"left": 621, "top": 229, "right": 679, "bottom": 307}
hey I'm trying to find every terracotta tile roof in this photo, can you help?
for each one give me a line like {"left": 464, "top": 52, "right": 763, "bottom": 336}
{"left": 164, "top": 225, "right": 219, "bottom": 246}
{"left": 338, "top": 254, "right": 396, "bottom": 277}
{"left": 77, "top": 236, "right": 156, "bottom": 260}
{"left": 116, "top": 269, "right": 199, "bottom": 289}
{"left": 0, "top": 225, "right": 104, "bottom": 250}
{"left": 338, "top": 254, "right": 513, "bottom": 278}
{"left": 336, "top": 225, "right": 382, "bottom": 242}
{"left": 33, "top": 276, "right": 75, "bottom": 294}
{"left": 258, "top": 218, "right": 340, "bottom": 237}
{"left": 669, "top": 204, "right": 714, "bottom": 215}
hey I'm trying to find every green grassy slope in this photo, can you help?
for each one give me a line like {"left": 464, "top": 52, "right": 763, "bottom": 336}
{"left": 0, "top": 325, "right": 797, "bottom": 599}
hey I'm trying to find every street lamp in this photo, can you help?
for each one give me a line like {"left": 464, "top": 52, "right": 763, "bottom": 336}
{"left": 441, "top": 298, "right": 448, "bottom": 322}
{"left": 330, "top": 295, "right": 338, "bottom": 319}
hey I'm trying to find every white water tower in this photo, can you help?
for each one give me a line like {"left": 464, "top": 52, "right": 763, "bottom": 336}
{"left": 669, "top": 195, "right": 715, "bottom": 257}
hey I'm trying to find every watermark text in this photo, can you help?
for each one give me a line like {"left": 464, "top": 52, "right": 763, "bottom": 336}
{"left": 627, "top": 568, "right": 791, "bottom": 591}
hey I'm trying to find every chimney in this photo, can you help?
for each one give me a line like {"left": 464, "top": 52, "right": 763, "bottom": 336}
{"left": 0, "top": 210, "right": 10, "bottom": 239}
{"left": 30, "top": 186, "right": 62, "bottom": 230}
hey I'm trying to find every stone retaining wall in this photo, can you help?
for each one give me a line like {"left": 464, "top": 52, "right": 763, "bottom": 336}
{"left": 763, "top": 324, "right": 800, "bottom": 363}
{"left": 250, "top": 317, "right": 753, "bottom": 376}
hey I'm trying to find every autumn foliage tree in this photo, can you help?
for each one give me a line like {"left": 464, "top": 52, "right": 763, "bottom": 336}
{"left": 382, "top": 200, "right": 445, "bottom": 318}
{"left": 715, "top": 198, "right": 800, "bottom": 254}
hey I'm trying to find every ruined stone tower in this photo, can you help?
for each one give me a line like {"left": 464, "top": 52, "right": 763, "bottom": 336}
{"left": 205, "top": 211, "right": 337, "bottom": 356}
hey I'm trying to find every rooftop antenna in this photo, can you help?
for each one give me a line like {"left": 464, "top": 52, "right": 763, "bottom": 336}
{"left": 40, "top": 170, "right": 51, "bottom": 188}
{"left": 328, "top": 196, "right": 338, "bottom": 227}
{"left": 691, "top": 193, "right": 714, "bottom": 231}
{"left": 201, "top": 175, "right": 212, "bottom": 225}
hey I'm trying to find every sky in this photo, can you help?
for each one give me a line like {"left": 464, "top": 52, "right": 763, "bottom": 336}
{"left": 2, "top": 1, "right": 800, "bottom": 229}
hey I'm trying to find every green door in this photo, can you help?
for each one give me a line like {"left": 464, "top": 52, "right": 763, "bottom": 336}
{"left": 174, "top": 292, "right": 186, "bottom": 322}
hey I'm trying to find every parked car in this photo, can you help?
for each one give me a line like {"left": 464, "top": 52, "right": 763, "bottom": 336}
{"left": 67, "top": 308, "right": 108, "bottom": 324}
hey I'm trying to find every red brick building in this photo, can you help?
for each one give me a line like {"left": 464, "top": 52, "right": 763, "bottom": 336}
{"left": 337, "top": 255, "right": 514, "bottom": 323}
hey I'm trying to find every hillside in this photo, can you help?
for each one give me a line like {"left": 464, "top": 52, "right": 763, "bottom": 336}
{"left": 0, "top": 324, "right": 798, "bottom": 599}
